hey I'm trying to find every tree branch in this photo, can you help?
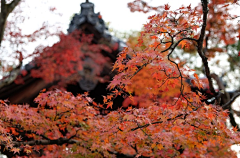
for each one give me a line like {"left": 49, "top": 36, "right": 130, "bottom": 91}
{"left": 210, "top": 73, "right": 230, "bottom": 104}
{"left": 12, "top": 138, "right": 80, "bottom": 147}
{"left": 131, "top": 107, "right": 200, "bottom": 131}
{"left": 0, "top": 0, "right": 21, "bottom": 46}
{"left": 222, "top": 92, "right": 240, "bottom": 110}
{"left": 197, "top": 0, "right": 216, "bottom": 95}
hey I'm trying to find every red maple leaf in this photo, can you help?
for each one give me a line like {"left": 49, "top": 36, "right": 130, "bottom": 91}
{"left": 164, "top": 4, "right": 170, "bottom": 10}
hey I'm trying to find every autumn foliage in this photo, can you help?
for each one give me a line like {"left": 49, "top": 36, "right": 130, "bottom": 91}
{"left": 0, "top": 89, "right": 239, "bottom": 157}
{"left": 29, "top": 31, "right": 112, "bottom": 88}
{"left": 1, "top": 0, "right": 240, "bottom": 157}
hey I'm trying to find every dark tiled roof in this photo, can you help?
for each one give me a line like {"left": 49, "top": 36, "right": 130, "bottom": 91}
{"left": 68, "top": 1, "right": 126, "bottom": 52}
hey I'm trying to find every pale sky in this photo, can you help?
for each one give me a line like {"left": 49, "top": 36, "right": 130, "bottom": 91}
{"left": 19, "top": 0, "right": 200, "bottom": 34}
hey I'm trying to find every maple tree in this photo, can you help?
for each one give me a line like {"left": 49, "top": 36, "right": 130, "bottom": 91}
{"left": 1, "top": 0, "right": 240, "bottom": 157}
{"left": 29, "top": 30, "right": 112, "bottom": 88}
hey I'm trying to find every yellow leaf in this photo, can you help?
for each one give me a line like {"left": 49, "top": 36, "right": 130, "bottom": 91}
{"left": 151, "top": 143, "right": 156, "bottom": 148}
{"left": 157, "top": 144, "right": 163, "bottom": 150}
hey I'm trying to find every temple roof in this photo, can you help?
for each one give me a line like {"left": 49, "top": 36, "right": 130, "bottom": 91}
{"left": 68, "top": 0, "right": 126, "bottom": 52}
{"left": 68, "top": 1, "right": 106, "bottom": 34}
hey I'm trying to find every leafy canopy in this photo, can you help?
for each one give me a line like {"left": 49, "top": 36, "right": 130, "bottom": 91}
{"left": 1, "top": 0, "right": 240, "bottom": 157}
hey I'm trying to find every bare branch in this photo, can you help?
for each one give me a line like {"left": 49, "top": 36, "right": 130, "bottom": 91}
{"left": 210, "top": 73, "right": 230, "bottom": 104}
{"left": 222, "top": 92, "right": 240, "bottom": 110}
{"left": 197, "top": 0, "right": 216, "bottom": 95}
{"left": 228, "top": 110, "right": 240, "bottom": 131}
{"left": 12, "top": 138, "right": 79, "bottom": 147}
{"left": 131, "top": 107, "right": 200, "bottom": 131}
{"left": 0, "top": 0, "right": 21, "bottom": 46}
{"left": 8, "top": 0, "right": 21, "bottom": 13}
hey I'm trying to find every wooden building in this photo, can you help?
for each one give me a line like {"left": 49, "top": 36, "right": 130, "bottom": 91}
{"left": 0, "top": 1, "right": 125, "bottom": 108}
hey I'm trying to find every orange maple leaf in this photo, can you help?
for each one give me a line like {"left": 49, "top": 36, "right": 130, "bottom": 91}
{"left": 106, "top": 101, "right": 113, "bottom": 109}
{"left": 194, "top": 73, "right": 199, "bottom": 81}
{"left": 11, "top": 148, "right": 20, "bottom": 154}
{"left": 179, "top": 40, "right": 187, "bottom": 49}
{"left": 103, "top": 96, "right": 108, "bottom": 104}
